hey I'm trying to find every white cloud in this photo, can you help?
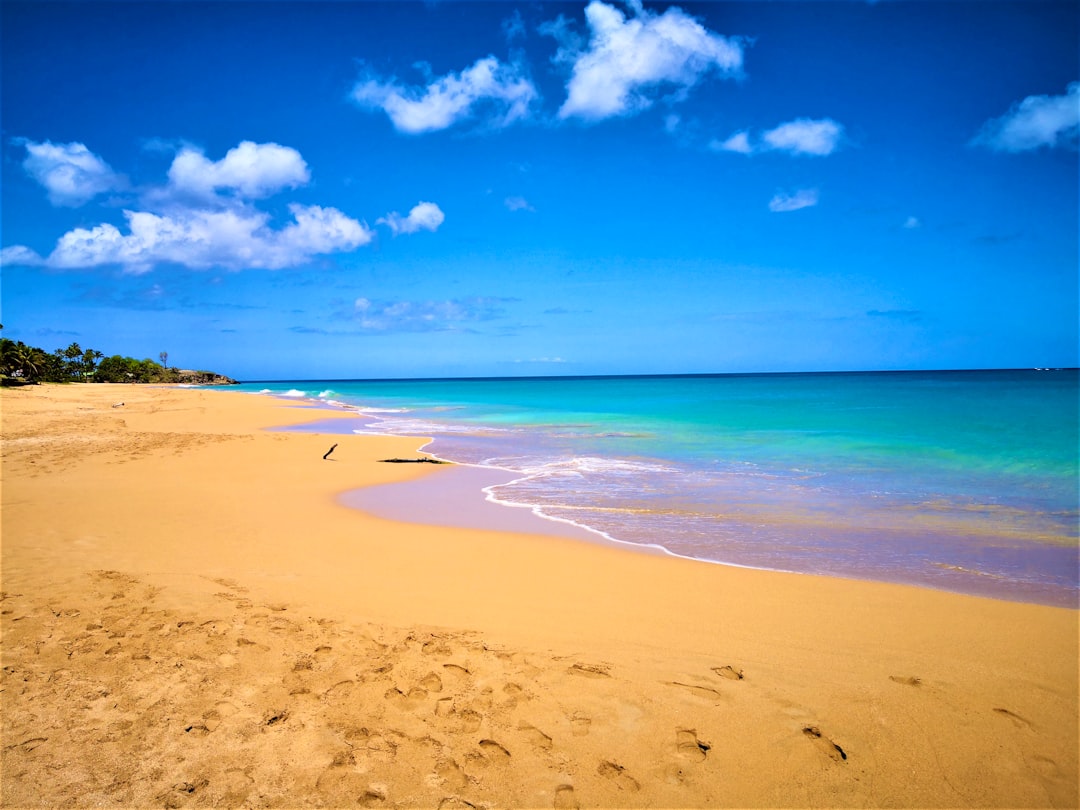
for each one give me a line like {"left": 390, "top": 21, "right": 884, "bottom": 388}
{"left": 504, "top": 195, "right": 535, "bottom": 212}
{"left": 903, "top": 216, "right": 921, "bottom": 229}
{"left": 3, "top": 138, "right": 446, "bottom": 272}
{"left": 21, "top": 204, "right": 372, "bottom": 274}
{"left": 712, "top": 119, "right": 844, "bottom": 156}
{"left": 768, "top": 188, "right": 819, "bottom": 212}
{"left": 972, "top": 82, "right": 1080, "bottom": 152}
{"left": 351, "top": 56, "right": 538, "bottom": 133}
{"left": 352, "top": 296, "right": 509, "bottom": 332}
{"left": 552, "top": 0, "right": 743, "bottom": 121}
{"left": 761, "top": 118, "right": 844, "bottom": 156}
{"left": 166, "top": 141, "right": 310, "bottom": 198}
{"left": 20, "top": 140, "right": 124, "bottom": 206}
{"left": 502, "top": 10, "right": 526, "bottom": 42}
{"left": 378, "top": 202, "right": 445, "bottom": 235}
{"left": 0, "top": 245, "right": 44, "bottom": 267}
{"left": 711, "top": 130, "right": 752, "bottom": 154}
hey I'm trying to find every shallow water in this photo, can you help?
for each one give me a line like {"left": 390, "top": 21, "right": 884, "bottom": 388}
{"left": 245, "top": 370, "right": 1079, "bottom": 606}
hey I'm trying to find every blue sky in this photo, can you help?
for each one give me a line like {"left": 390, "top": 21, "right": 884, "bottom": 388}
{"left": 1, "top": 0, "right": 1077, "bottom": 380}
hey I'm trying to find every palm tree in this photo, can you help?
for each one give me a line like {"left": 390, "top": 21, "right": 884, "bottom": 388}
{"left": 60, "top": 342, "right": 84, "bottom": 380}
{"left": 83, "top": 348, "right": 104, "bottom": 379}
{"left": 3, "top": 342, "right": 45, "bottom": 380}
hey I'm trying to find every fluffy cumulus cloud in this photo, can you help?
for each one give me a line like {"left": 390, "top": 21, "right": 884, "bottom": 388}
{"left": 19, "top": 140, "right": 124, "bottom": 206}
{"left": 768, "top": 188, "right": 819, "bottom": 212}
{"left": 352, "top": 296, "right": 510, "bottom": 332}
{"left": 972, "top": 82, "right": 1080, "bottom": 152}
{"left": 762, "top": 118, "right": 844, "bottom": 156}
{"left": 0, "top": 140, "right": 383, "bottom": 272}
{"left": 551, "top": 0, "right": 743, "bottom": 121}
{"left": 351, "top": 56, "right": 537, "bottom": 134}
{"left": 166, "top": 141, "right": 310, "bottom": 198}
{"left": 377, "top": 202, "right": 446, "bottom": 236}
{"left": 714, "top": 119, "right": 844, "bottom": 156}
{"left": 22, "top": 204, "right": 371, "bottom": 274}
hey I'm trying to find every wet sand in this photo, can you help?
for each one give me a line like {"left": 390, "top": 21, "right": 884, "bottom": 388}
{"left": 2, "top": 383, "right": 1077, "bottom": 808}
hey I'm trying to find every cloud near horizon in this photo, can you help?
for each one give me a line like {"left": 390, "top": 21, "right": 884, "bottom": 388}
{"left": 351, "top": 56, "right": 538, "bottom": 134}
{"left": 972, "top": 82, "right": 1079, "bottom": 152}
{"left": 550, "top": 0, "right": 744, "bottom": 121}
{"left": 352, "top": 296, "right": 512, "bottom": 332}
{"left": 1, "top": 140, "right": 381, "bottom": 273}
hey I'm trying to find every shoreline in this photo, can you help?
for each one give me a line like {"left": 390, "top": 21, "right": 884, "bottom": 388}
{"left": 263, "top": 387, "right": 1079, "bottom": 609}
{"left": 3, "top": 383, "right": 1077, "bottom": 808}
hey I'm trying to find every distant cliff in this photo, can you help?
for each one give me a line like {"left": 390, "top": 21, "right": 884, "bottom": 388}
{"left": 176, "top": 369, "right": 238, "bottom": 386}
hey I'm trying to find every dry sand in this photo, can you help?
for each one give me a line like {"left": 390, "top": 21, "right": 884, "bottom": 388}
{"left": 1, "top": 383, "right": 1076, "bottom": 809}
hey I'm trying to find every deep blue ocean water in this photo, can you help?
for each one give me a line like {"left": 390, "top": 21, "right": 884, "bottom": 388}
{"left": 231, "top": 370, "right": 1079, "bottom": 606}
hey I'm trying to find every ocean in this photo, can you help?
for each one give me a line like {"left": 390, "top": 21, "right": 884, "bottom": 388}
{"left": 232, "top": 370, "right": 1079, "bottom": 607}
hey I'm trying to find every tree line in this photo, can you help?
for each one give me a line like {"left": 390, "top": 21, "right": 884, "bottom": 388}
{"left": 2, "top": 336, "right": 194, "bottom": 384}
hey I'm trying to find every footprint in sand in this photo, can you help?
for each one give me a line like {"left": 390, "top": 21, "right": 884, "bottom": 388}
{"left": 993, "top": 707, "right": 1034, "bottom": 729}
{"left": 676, "top": 729, "right": 711, "bottom": 762}
{"left": 666, "top": 681, "right": 723, "bottom": 701}
{"left": 567, "top": 663, "right": 610, "bottom": 679}
{"left": 518, "top": 722, "right": 553, "bottom": 751}
{"left": 435, "top": 758, "right": 468, "bottom": 789}
{"left": 713, "top": 665, "right": 744, "bottom": 680}
{"left": 889, "top": 675, "right": 922, "bottom": 686}
{"left": 803, "top": 726, "right": 847, "bottom": 762}
{"left": 478, "top": 739, "right": 511, "bottom": 763}
{"left": 598, "top": 760, "right": 641, "bottom": 792}
{"left": 570, "top": 712, "right": 592, "bottom": 737}
{"left": 323, "top": 680, "right": 355, "bottom": 702}
{"left": 360, "top": 789, "right": 388, "bottom": 808}
{"left": 554, "top": 784, "right": 580, "bottom": 809}
{"left": 420, "top": 672, "right": 444, "bottom": 693}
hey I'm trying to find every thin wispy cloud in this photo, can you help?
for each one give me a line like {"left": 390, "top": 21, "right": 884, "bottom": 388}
{"left": 17, "top": 139, "right": 125, "bottom": 206}
{"left": 378, "top": 201, "right": 445, "bottom": 235}
{"left": 713, "top": 119, "right": 844, "bottom": 156}
{"left": 768, "top": 188, "right": 819, "bottom": 212}
{"left": 547, "top": 0, "right": 744, "bottom": 122}
{"left": 972, "top": 81, "right": 1079, "bottom": 152}
{"left": 1, "top": 141, "right": 377, "bottom": 273}
{"left": 504, "top": 195, "right": 535, "bottom": 212}
{"left": 710, "top": 130, "right": 752, "bottom": 154}
{"left": 352, "top": 296, "right": 512, "bottom": 332}
{"left": 351, "top": 56, "right": 538, "bottom": 134}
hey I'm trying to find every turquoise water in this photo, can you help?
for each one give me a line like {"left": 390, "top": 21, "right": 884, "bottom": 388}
{"left": 233, "top": 371, "right": 1079, "bottom": 606}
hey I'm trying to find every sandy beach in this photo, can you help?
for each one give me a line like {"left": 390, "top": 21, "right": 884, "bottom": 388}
{"left": 1, "top": 383, "right": 1076, "bottom": 809}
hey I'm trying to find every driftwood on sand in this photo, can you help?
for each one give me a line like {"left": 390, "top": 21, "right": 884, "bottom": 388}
{"left": 378, "top": 457, "right": 447, "bottom": 464}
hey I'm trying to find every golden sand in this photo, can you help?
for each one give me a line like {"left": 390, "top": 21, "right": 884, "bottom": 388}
{"left": 1, "top": 383, "right": 1076, "bottom": 808}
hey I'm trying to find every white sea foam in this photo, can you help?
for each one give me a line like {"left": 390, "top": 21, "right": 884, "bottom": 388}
{"left": 495, "top": 455, "right": 677, "bottom": 478}
{"left": 281, "top": 389, "right": 307, "bottom": 398}
{"left": 354, "top": 417, "right": 512, "bottom": 436}
{"left": 317, "top": 390, "right": 335, "bottom": 399}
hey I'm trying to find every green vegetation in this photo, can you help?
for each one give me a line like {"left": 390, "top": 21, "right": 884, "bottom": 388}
{"left": 1, "top": 331, "right": 232, "bottom": 385}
